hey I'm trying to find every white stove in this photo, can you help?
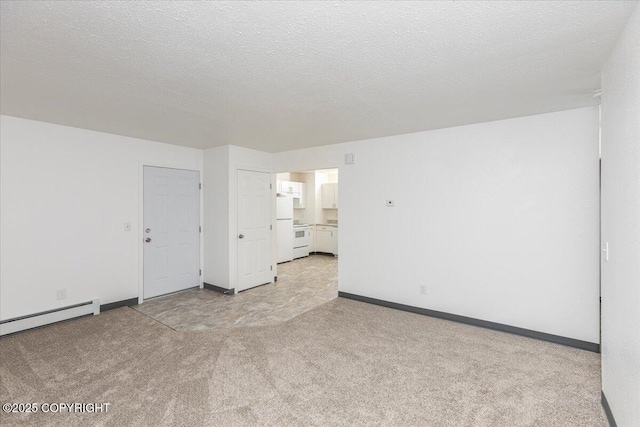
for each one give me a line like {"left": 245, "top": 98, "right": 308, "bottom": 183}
{"left": 293, "top": 224, "right": 310, "bottom": 259}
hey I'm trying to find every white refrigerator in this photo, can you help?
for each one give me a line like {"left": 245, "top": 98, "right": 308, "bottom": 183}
{"left": 276, "top": 195, "right": 294, "bottom": 263}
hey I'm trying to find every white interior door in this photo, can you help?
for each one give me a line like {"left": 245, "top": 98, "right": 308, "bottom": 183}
{"left": 143, "top": 166, "right": 200, "bottom": 299}
{"left": 237, "top": 169, "right": 272, "bottom": 292}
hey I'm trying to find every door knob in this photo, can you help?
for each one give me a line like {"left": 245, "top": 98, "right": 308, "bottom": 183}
{"left": 145, "top": 237, "right": 152, "bottom": 243}
{"left": 239, "top": 234, "right": 245, "bottom": 239}
{"left": 145, "top": 228, "right": 151, "bottom": 233}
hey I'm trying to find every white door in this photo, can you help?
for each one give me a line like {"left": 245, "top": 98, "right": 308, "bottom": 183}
{"left": 143, "top": 166, "right": 200, "bottom": 299}
{"left": 237, "top": 169, "right": 273, "bottom": 292}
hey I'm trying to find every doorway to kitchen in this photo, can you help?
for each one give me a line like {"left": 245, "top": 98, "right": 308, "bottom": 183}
{"left": 275, "top": 169, "right": 339, "bottom": 303}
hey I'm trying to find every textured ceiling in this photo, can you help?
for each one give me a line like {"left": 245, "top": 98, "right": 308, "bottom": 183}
{"left": 1, "top": 1, "right": 637, "bottom": 152}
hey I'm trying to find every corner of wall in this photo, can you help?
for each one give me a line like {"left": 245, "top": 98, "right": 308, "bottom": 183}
{"left": 203, "top": 145, "right": 231, "bottom": 288}
{"left": 600, "top": 4, "right": 640, "bottom": 427}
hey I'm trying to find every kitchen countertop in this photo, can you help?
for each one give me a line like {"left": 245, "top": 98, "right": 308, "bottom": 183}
{"left": 293, "top": 223, "right": 338, "bottom": 227}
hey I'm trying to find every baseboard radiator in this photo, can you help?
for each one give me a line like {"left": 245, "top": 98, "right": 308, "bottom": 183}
{"left": 0, "top": 299, "right": 100, "bottom": 336}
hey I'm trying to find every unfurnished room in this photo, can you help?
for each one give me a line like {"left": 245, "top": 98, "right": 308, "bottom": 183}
{"left": 0, "top": 1, "right": 639, "bottom": 426}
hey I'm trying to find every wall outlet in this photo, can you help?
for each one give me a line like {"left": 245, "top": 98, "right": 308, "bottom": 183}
{"left": 386, "top": 200, "right": 395, "bottom": 207}
{"left": 419, "top": 285, "right": 427, "bottom": 295}
{"left": 56, "top": 289, "right": 67, "bottom": 300}
{"left": 124, "top": 222, "right": 132, "bottom": 232}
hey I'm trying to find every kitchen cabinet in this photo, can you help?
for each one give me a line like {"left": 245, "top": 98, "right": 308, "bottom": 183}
{"left": 332, "top": 226, "right": 338, "bottom": 256}
{"left": 315, "top": 225, "right": 334, "bottom": 253}
{"left": 278, "top": 180, "right": 294, "bottom": 195}
{"left": 293, "top": 182, "right": 306, "bottom": 209}
{"left": 321, "top": 183, "right": 338, "bottom": 209}
{"left": 308, "top": 226, "right": 316, "bottom": 252}
{"left": 278, "top": 180, "right": 306, "bottom": 209}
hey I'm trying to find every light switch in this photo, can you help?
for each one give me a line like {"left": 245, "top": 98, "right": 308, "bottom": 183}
{"left": 386, "top": 200, "right": 395, "bottom": 207}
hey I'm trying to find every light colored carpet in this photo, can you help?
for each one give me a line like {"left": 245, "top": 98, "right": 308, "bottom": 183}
{"left": 0, "top": 298, "right": 606, "bottom": 426}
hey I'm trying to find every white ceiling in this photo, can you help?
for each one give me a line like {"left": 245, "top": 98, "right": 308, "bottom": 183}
{"left": 1, "top": 1, "right": 636, "bottom": 152}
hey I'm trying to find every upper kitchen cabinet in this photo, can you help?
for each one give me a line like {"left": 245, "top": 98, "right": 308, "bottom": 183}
{"left": 293, "top": 182, "right": 306, "bottom": 209}
{"left": 278, "top": 180, "right": 306, "bottom": 209}
{"left": 321, "top": 183, "right": 339, "bottom": 209}
{"left": 279, "top": 180, "right": 294, "bottom": 195}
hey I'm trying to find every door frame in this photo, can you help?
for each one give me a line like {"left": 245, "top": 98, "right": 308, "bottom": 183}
{"left": 138, "top": 161, "right": 203, "bottom": 305}
{"left": 233, "top": 166, "right": 276, "bottom": 293}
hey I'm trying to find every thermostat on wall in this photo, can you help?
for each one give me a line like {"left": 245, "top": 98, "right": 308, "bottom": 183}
{"left": 345, "top": 153, "right": 356, "bottom": 164}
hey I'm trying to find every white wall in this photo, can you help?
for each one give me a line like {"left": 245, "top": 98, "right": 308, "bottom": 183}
{"left": 203, "top": 145, "right": 229, "bottom": 288}
{"left": 276, "top": 172, "right": 290, "bottom": 182}
{"left": 303, "top": 172, "right": 316, "bottom": 224}
{"left": 2, "top": 108, "right": 601, "bottom": 344}
{"left": 275, "top": 107, "right": 600, "bottom": 343}
{"left": 228, "top": 145, "right": 275, "bottom": 291}
{"left": 202, "top": 145, "right": 275, "bottom": 291}
{"left": 601, "top": 5, "right": 640, "bottom": 426}
{"left": 0, "top": 115, "right": 203, "bottom": 320}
